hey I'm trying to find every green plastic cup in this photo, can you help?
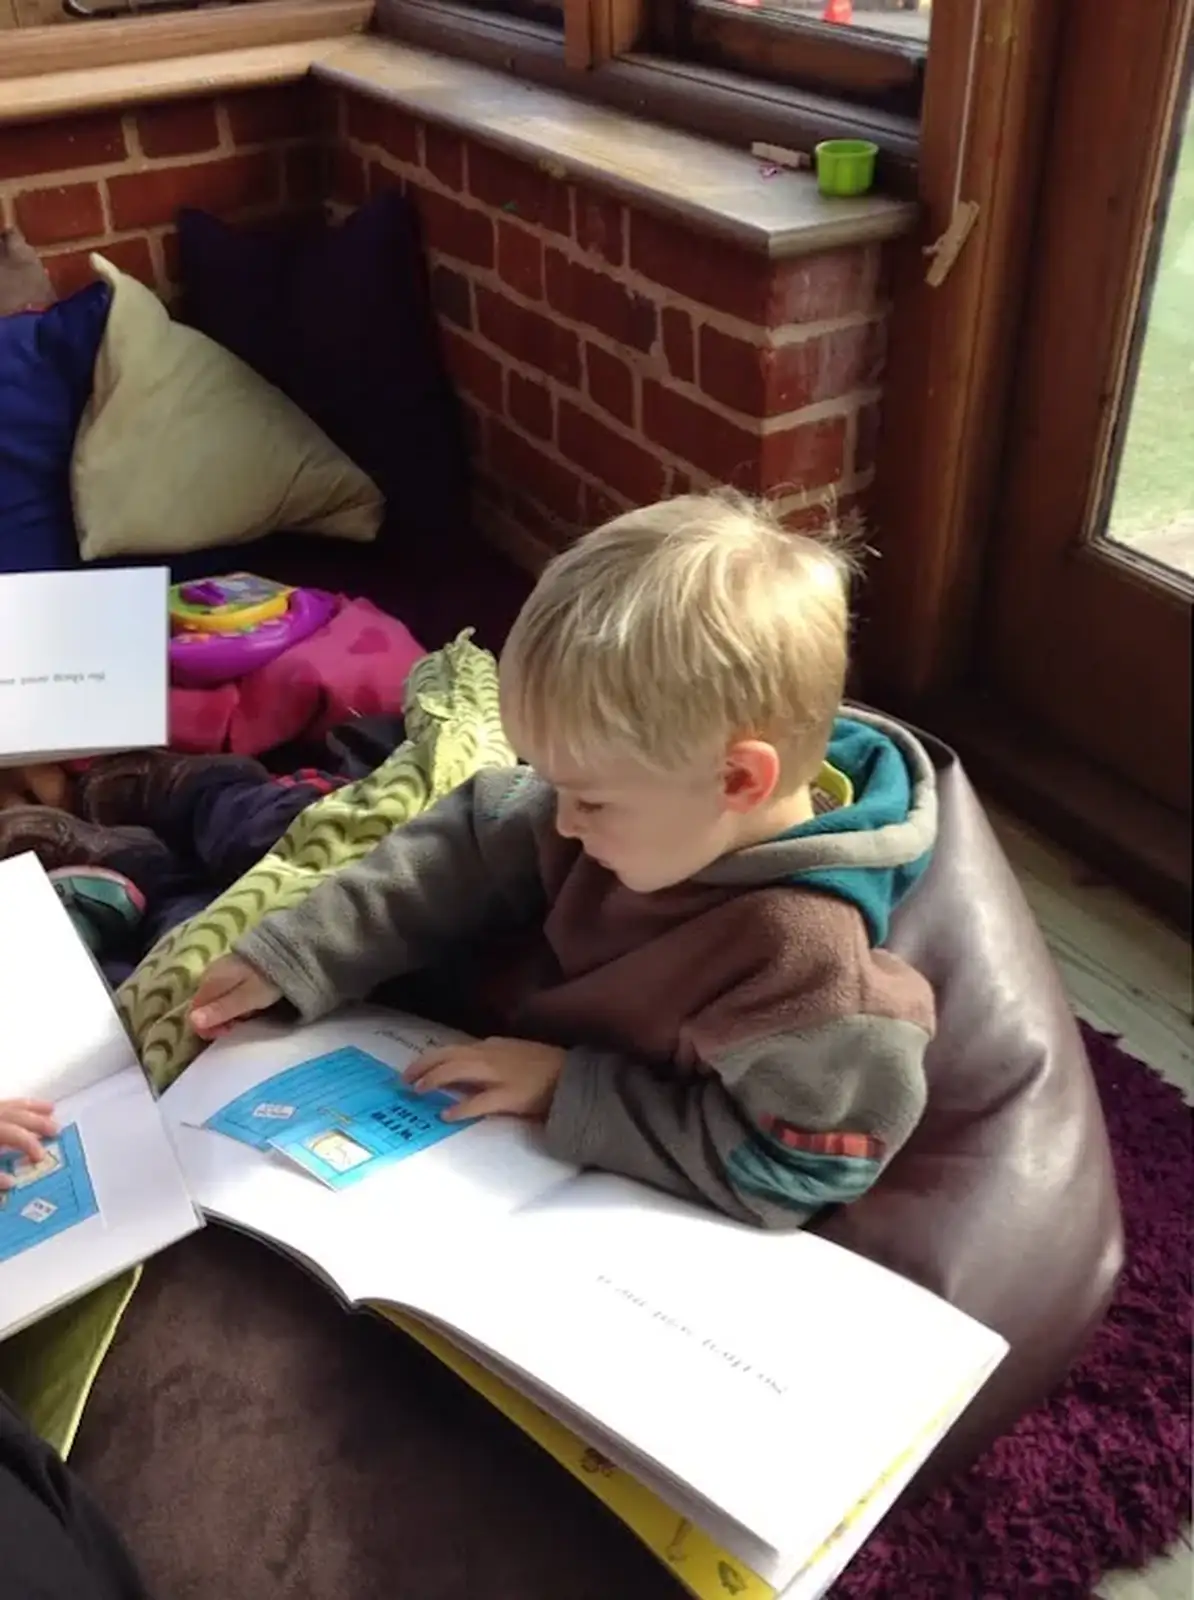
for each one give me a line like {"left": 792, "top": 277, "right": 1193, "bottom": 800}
{"left": 814, "top": 139, "right": 879, "bottom": 198}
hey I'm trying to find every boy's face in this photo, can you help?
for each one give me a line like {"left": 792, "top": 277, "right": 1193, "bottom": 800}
{"left": 505, "top": 714, "right": 785, "bottom": 893}
{"left": 548, "top": 755, "right": 734, "bottom": 893}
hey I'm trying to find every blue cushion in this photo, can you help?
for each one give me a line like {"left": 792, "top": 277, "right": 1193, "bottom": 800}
{"left": 0, "top": 282, "right": 111, "bottom": 574}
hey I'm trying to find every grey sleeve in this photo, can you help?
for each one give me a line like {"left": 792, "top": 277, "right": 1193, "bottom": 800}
{"left": 235, "top": 766, "right": 552, "bottom": 1021}
{"left": 541, "top": 1015, "right": 930, "bottom": 1230}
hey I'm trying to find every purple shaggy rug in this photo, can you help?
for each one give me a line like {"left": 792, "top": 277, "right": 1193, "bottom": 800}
{"left": 838, "top": 1025, "right": 1193, "bottom": 1598}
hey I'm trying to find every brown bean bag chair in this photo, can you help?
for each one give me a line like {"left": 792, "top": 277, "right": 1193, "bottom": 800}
{"left": 68, "top": 720, "right": 1123, "bottom": 1599}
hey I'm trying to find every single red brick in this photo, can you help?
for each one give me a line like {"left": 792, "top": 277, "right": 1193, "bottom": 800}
{"left": 631, "top": 213, "right": 771, "bottom": 322}
{"left": 699, "top": 322, "right": 885, "bottom": 418}
{"left": 107, "top": 151, "right": 279, "bottom": 230}
{"left": 13, "top": 182, "right": 104, "bottom": 247}
{"left": 643, "top": 380, "right": 761, "bottom": 485}
{"left": 308, "top": 82, "right": 342, "bottom": 141}
{"left": 493, "top": 481, "right": 576, "bottom": 557}
{"left": 783, "top": 490, "right": 865, "bottom": 536}
{"left": 43, "top": 234, "right": 156, "bottom": 299}
{"left": 285, "top": 145, "right": 326, "bottom": 207}
{"left": 423, "top": 124, "right": 465, "bottom": 190}
{"left": 476, "top": 285, "right": 581, "bottom": 387}
{"left": 160, "top": 230, "right": 180, "bottom": 286}
{"left": 544, "top": 249, "right": 656, "bottom": 353}
{"left": 467, "top": 143, "right": 571, "bottom": 234}
{"left": 224, "top": 85, "right": 312, "bottom": 146}
{"left": 759, "top": 415, "right": 848, "bottom": 495}
{"left": 488, "top": 419, "right": 582, "bottom": 524}
{"left": 661, "top": 307, "right": 695, "bottom": 384}
{"left": 369, "top": 161, "right": 400, "bottom": 198}
{"left": 345, "top": 97, "right": 420, "bottom": 165}
{"left": 853, "top": 398, "right": 882, "bottom": 476}
{"left": 585, "top": 342, "right": 635, "bottom": 426}
{"left": 574, "top": 190, "right": 624, "bottom": 264}
{"left": 430, "top": 264, "right": 474, "bottom": 329}
{"left": 508, "top": 370, "right": 554, "bottom": 441}
{"left": 136, "top": 99, "right": 220, "bottom": 159}
{"left": 329, "top": 148, "right": 369, "bottom": 207}
{"left": 496, "top": 220, "right": 543, "bottom": 301}
{"left": 461, "top": 400, "right": 487, "bottom": 461}
{"left": 0, "top": 113, "right": 126, "bottom": 183}
{"left": 559, "top": 400, "right": 667, "bottom": 507}
{"left": 411, "top": 185, "right": 494, "bottom": 268}
{"left": 442, "top": 327, "right": 504, "bottom": 412}
{"left": 582, "top": 480, "right": 630, "bottom": 528}
{"left": 771, "top": 247, "right": 881, "bottom": 327}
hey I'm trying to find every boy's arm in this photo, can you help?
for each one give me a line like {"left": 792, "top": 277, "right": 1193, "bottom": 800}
{"left": 235, "top": 767, "right": 552, "bottom": 1021}
{"left": 541, "top": 1010, "right": 930, "bottom": 1231}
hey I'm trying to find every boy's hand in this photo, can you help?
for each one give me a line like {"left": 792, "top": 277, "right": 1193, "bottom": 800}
{"left": 406, "top": 1038, "right": 566, "bottom": 1122}
{"left": 0, "top": 1099, "right": 57, "bottom": 1188}
{"left": 191, "top": 956, "right": 282, "bottom": 1039}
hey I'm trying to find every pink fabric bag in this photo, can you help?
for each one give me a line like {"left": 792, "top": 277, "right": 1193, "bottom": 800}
{"left": 169, "top": 597, "right": 425, "bottom": 755}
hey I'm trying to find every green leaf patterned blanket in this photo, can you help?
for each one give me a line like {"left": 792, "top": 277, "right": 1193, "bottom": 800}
{"left": 0, "top": 634, "right": 515, "bottom": 1453}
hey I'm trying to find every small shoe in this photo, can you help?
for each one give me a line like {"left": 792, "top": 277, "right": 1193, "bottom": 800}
{"left": 49, "top": 866, "right": 146, "bottom": 958}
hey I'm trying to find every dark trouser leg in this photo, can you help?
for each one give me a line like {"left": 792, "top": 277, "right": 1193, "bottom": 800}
{"left": 77, "top": 754, "right": 344, "bottom": 890}
{"left": 0, "top": 1394, "right": 153, "bottom": 1600}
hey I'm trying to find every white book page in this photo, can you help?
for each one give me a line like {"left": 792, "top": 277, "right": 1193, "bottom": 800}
{"left": 0, "top": 853, "right": 139, "bottom": 1100}
{"left": 0, "top": 1065, "right": 202, "bottom": 1339}
{"left": 0, "top": 566, "right": 169, "bottom": 765}
{"left": 776, "top": 1341, "right": 1005, "bottom": 1599}
{"left": 400, "top": 1174, "right": 1007, "bottom": 1555}
{"left": 158, "top": 1007, "right": 576, "bottom": 1305}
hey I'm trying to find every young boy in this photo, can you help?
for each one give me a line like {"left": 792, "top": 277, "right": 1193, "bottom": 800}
{"left": 190, "top": 493, "right": 938, "bottom": 1231}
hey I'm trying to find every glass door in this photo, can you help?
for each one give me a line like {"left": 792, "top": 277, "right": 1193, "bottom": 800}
{"left": 984, "top": 0, "right": 1192, "bottom": 817}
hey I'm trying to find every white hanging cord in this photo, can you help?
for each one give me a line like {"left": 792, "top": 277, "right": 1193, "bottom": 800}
{"left": 924, "top": 0, "right": 985, "bottom": 286}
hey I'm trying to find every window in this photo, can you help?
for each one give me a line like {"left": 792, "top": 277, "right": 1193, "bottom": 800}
{"left": 658, "top": 0, "right": 928, "bottom": 117}
{"left": 376, "top": 0, "right": 929, "bottom": 188}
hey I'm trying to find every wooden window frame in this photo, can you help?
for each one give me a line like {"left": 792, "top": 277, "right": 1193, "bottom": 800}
{"left": 374, "top": 0, "right": 920, "bottom": 192}
{"left": 663, "top": 0, "right": 924, "bottom": 117}
{"left": 0, "top": 0, "right": 372, "bottom": 79}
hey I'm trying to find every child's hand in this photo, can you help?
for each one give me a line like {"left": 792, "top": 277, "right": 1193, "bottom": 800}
{"left": 190, "top": 956, "right": 282, "bottom": 1039}
{"left": 0, "top": 1099, "right": 57, "bottom": 1188}
{"left": 405, "top": 1038, "right": 565, "bottom": 1122}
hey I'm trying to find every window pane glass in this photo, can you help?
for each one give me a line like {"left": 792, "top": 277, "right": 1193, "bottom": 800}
{"left": 724, "top": 0, "right": 931, "bottom": 46}
{"left": 1105, "top": 93, "right": 1194, "bottom": 581}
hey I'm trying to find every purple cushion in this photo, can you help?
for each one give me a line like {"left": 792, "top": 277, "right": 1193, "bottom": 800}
{"left": 175, "top": 194, "right": 470, "bottom": 545}
{"left": 0, "top": 282, "right": 111, "bottom": 574}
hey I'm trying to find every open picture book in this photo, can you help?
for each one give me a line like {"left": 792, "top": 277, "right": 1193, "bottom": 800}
{"left": 156, "top": 1010, "right": 1008, "bottom": 1599}
{"left": 0, "top": 851, "right": 1007, "bottom": 1600}
{"left": 0, "top": 853, "right": 200, "bottom": 1339}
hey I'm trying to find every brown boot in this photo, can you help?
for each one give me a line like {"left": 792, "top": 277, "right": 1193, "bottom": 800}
{"left": 0, "top": 806, "right": 177, "bottom": 892}
{"left": 75, "top": 750, "right": 270, "bottom": 828}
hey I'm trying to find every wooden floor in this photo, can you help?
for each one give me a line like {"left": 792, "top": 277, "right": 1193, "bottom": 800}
{"left": 990, "top": 809, "right": 1193, "bottom": 1600}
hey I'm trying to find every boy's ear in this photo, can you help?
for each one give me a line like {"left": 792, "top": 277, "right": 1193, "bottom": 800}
{"left": 721, "top": 740, "right": 781, "bottom": 812}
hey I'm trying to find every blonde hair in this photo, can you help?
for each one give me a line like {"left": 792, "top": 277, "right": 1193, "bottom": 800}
{"left": 500, "top": 492, "right": 854, "bottom": 788}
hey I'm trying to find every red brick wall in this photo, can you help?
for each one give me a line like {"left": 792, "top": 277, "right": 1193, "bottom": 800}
{"left": 0, "top": 84, "right": 324, "bottom": 301}
{"left": 2, "top": 80, "right": 891, "bottom": 562}
{"left": 325, "top": 87, "right": 889, "bottom": 559}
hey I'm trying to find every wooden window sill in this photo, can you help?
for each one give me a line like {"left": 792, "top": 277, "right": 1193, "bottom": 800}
{"left": 313, "top": 36, "right": 917, "bottom": 256}
{"left": 0, "top": 0, "right": 370, "bottom": 122}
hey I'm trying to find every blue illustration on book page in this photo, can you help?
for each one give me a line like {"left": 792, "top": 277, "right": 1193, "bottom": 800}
{"left": 0, "top": 1123, "right": 99, "bottom": 1263}
{"left": 203, "top": 1045, "right": 468, "bottom": 1189}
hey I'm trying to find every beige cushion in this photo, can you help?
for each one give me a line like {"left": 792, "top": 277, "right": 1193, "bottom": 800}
{"left": 72, "top": 255, "right": 382, "bottom": 562}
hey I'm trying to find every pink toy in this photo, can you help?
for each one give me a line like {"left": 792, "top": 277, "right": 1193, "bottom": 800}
{"left": 169, "top": 584, "right": 338, "bottom": 688}
{"left": 169, "top": 598, "right": 426, "bottom": 756}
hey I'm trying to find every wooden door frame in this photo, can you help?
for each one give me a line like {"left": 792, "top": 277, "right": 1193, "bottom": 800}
{"left": 858, "top": 0, "right": 1191, "bottom": 926}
